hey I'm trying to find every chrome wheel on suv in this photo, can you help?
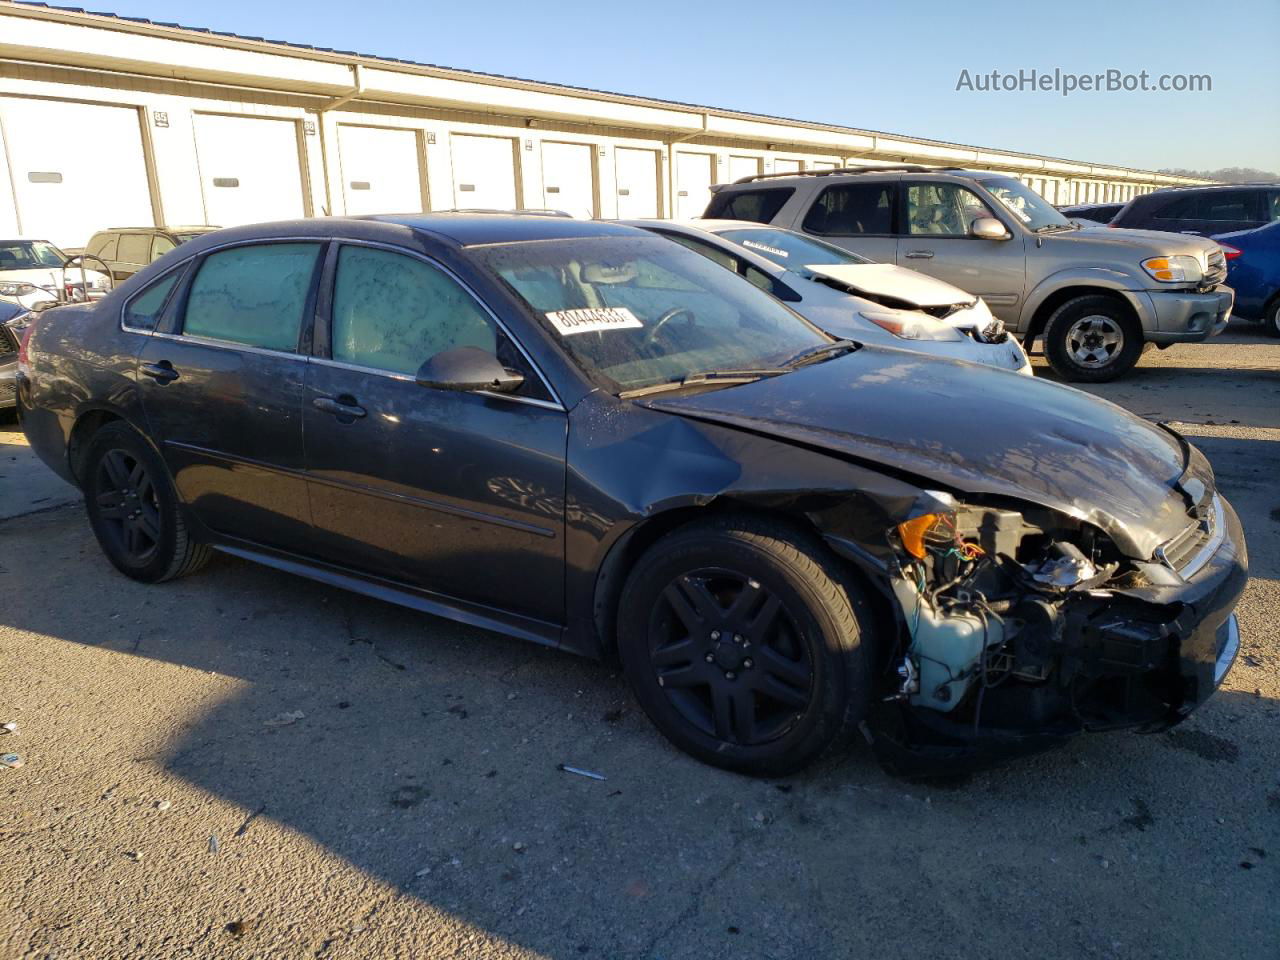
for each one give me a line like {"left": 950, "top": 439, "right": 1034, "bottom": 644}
{"left": 1065, "top": 314, "right": 1125, "bottom": 368}
{"left": 1043, "top": 295, "right": 1143, "bottom": 383}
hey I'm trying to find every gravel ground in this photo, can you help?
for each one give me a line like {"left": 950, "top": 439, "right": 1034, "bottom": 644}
{"left": 1, "top": 326, "right": 1277, "bottom": 960}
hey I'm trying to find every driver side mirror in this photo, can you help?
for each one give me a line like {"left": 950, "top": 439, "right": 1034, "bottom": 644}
{"left": 971, "top": 217, "right": 1011, "bottom": 240}
{"left": 416, "top": 346, "right": 524, "bottom": 394}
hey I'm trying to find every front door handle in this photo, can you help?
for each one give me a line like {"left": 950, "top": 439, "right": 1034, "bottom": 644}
{"left": 140, "top": 360, "right": 179, "bottom": 383}
{"left": 904, "top": 250, "right": 934, "bottom": 259}
{"left": 313, "top": 395, "right": 367, "bottom": 420}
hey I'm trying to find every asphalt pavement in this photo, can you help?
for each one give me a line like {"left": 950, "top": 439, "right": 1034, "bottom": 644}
{"left": 2, "top": 326, "right": 1277, "bottom": 960}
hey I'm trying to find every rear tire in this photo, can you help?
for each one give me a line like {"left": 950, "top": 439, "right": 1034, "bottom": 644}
{"left": 616, "top": 515, "right": 873, "bottom": 777}
{"left": 83, "top": 422, "right": 211, "bottom": 583}
{"left": 1043, "top": 295, "right": 1143, "bottom": 382}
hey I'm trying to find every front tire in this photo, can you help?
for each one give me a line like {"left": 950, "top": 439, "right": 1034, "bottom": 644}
{"left": 1043, "top": 295, "right": 1143, "bottom": 382}
{"left": 617, "top": 515, "right": 872, "bottom": 777}
{"left": 83, "top": 422, "right": 211, "bottom": 583}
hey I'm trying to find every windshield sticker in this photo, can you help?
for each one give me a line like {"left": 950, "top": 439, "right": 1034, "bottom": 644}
{"left": 741, "top": 239, "right": 789, "bottom": 258}
{"left": 545, "top": 306, "right": 644, "bottom": 336}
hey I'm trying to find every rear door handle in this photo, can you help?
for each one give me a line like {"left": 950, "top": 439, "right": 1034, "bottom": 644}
{"left": 313, "top": 395, "right": 367, "bottom": 420}
{"left": 904, "top": 250, "right": 934, "bottom": 259}
{"left": 140, "top": 360, "right": 179, "bottom": 383}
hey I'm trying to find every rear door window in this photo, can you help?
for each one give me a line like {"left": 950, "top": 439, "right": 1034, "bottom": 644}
{"left": 117, "top": 233, "right": 151, "bottom": 265}
{"left": 801, "top": 183, "right": 895, "bottom": 235}
{"left": 182, "top": 243, "right": 322, "bottom": 351}
{"left": 703, "top": 188, "right": 794, "bottom": 224}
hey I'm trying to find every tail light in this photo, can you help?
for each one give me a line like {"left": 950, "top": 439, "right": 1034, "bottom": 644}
{"left": 1219, "top": 243, "right": 1242, "bottom": 261}
{"left": 16, "top": 314, "right": 39, "bottom": 373}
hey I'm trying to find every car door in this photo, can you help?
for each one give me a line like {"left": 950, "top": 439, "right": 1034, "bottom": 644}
{"left": 796, "top": 181, "right": 900, "bottom": 264}
{"left": 897, "top": 181, "right": 1027, "bottom": 321}
{"left": 303, "top": 242, "right": 567, "bottom": 625}
{"left": 135, "top": 240, "right": 324, "bottom": 549}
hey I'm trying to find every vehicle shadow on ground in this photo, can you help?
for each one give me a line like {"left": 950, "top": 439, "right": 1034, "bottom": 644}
{"left": 3, "top": 440, "right": 1278, "bottom": 957}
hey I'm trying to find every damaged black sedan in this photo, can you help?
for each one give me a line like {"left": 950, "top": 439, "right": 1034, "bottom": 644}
{"left": 16, "top": 215, "right": 1246, "bottom": 777}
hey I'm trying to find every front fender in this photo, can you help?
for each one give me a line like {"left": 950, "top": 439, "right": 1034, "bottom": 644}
{"left": 563, "top": 393, "right": 934, "bottom": 657}
{"left": 1020, "top": 265, "right": 1155, "bottom": 332}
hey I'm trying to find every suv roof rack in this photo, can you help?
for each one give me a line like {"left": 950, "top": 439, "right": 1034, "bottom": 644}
{"left": 731, "top": 164, "right": 975, "bottom": 185}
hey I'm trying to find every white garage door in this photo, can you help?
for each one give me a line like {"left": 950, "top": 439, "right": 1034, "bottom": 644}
{"left": 614, "top": 147, "right": 659, "bottom": 219}
{"left": 773, "top": 159, "right": 802, "bottom": 174}
{"left": 675, "top": 152, "right": 715, "bottom": 219}
{"left": 810, "top": 160, "right": 839, "bottom": 171}
{"left": 193, "top": 114, "right": 306, "bottom": 227}
{"left": 337, "top": 125, "right": 424, "bottom": 216}
{"left": 540, "top": 141, "right": 595, "bottom": 218}
{"left": 0, "top": 98, "right": 154, "bottom": 250}
{"left": 728, "top": 155, "right": 761, "bottom": 183}
{"left": 450, "top": 134, "right": 517, "bottom": 210}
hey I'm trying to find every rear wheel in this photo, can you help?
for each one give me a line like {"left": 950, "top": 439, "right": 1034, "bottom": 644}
{"left": 1043, "top": 295, "right": 1143, "bottom": 382}
{"left": 617, "top": 515, "right": 872, "bottom": 776}
{"left": 1266, "top": 297, "right": 1280, "bottom": 338}
{"left": 83, "top": 422, "right": 211, "bottom": 582}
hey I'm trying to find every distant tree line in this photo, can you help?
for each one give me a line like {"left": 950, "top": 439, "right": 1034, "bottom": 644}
{"left": 1158, "top": 166, "right": 1278, "bottom": 183}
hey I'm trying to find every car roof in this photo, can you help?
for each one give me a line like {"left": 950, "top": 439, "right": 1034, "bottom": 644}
{"left": 364, "top": 213, "right": 645, "bottom": 245}
{"left": 719, "top": 166, "right": 1009, "bottom": 189}
{"left": 1139, "top": 182, "right": 1280, "bottom": 195}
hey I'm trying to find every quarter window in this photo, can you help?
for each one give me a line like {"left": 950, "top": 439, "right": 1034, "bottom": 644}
{"left": 802, "top": 183, "right": 894, "bottom": 235}
{"left": 183, "top": 243, "right": 321, "bottom": 351}
{"left": 704, "top": 188, "right": 794, "bottom": 224}
{"left": 331, "top": 246, "right": 497, "bottom": 377}
{"left": 123, "top": 271, "right": 181, "bottom": 331}
{"left": 907, "top": 184, "right": 996, "bottom": 235}
{"left": 87, "top": 234, "right": 118, "bottom": 260}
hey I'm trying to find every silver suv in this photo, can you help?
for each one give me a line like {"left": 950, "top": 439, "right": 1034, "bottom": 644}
{"left": 705, "top": 166, "right": 1233, "bottom": 381}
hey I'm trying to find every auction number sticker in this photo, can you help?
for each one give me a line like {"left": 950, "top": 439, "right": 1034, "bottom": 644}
{"left": 546, "top": 307, "right": 644, "bottom": 336}
{"left": 741, "top": 239, "right": 788, "bottom": 258}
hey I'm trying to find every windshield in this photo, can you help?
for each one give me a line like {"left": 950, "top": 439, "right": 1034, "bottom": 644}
{"left": 717, "top": 228, "right": 873, "bottom": 268}
{"left": 473, "top": 235, "right": 830, "bottom": 393}
{"left": 174, "top": 233, "right": 209, "bottom": 244}
{"left": 0, "top": 240, "right": 67, "bottom": 269}
{"left": 980, "top": 179, "right": 1071, "bottom": 232}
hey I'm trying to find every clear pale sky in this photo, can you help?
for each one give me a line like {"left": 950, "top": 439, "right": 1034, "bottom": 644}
{"left": 60, "top": 0, "right": 1280, "bottom": 172}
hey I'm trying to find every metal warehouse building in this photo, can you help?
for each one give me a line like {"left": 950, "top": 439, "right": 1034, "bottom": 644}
{"left": 0, "top": 1, "right": 1207, "bottom": 249}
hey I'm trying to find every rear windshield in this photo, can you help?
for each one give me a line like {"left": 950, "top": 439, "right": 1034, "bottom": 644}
{"left": 704, "top": 188, "right": 794, "bottom": 224}
{"left": 717, "top": 228, "right": 872, "bottom": 268}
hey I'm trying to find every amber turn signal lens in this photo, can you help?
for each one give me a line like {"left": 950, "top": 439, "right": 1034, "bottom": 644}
{"left": 897, "top": 513, "right": 946, "bottom": 559}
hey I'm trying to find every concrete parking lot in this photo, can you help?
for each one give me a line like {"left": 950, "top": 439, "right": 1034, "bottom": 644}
{"left": 2, "top": 327, "right": 1278, "bottom": 960}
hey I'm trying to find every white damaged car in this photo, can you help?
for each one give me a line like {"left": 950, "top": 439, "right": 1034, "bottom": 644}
{"left": 624, "top": 219, "right": 1031, "bottom": 375}
{"left": 0, "top": 238, "right": 111, "bottom": 308}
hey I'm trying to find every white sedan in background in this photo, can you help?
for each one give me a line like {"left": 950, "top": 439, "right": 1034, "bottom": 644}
{"left": 0, "top": 238, "right": 111, "bottom": 308}
{"left": 622, "top": 219, "right": 1031, "bottom": 375}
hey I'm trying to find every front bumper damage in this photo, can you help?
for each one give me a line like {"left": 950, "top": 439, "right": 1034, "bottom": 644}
{"left": 867, "top": 489, "right": 1248, "bottom": 778}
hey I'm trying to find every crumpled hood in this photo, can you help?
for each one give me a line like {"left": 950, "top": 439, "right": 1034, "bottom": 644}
{"left": 804, "top": 263, "right": 973, "bottom": 309}
{"left": 643, "top": 348, "right": 1202, "bottom": 559}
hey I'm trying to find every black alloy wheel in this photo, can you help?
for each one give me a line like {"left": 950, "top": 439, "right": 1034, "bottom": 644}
{"left": 618, "top": 515, "right": 871, "bottom": 777}
{"left": 83, "top": 422, "right": 211, "bottom": 582}
{"left": 649, "top": 569, "right": 812, "bottom": 747}
{"left": 93, "top": 448, "right": 162, "bottom": 565}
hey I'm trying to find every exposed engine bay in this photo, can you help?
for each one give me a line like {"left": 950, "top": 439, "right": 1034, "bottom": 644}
{"left": 872, "top": 497, "right": 1238, "bottom": 776}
